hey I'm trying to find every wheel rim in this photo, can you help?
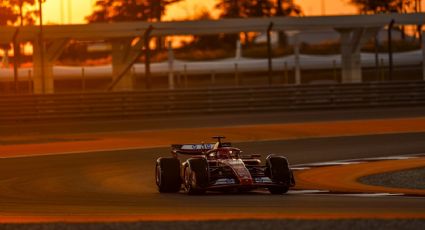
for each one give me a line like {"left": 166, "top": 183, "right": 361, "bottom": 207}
{"left": 184, "top": 166, "right": 191, "bottom": 191}
{"left": 191, "top": 171, "right": 197, "bottom": 188}
{"left": 155, "top": 163, "right": 161, "bottom": 186}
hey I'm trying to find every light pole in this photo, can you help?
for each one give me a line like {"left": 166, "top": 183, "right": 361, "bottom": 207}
{"left": 38, "top": 0, "right": 45, "bottom": 93}
{"left": 60, "top": 0, "right": 64, "bottom": 24}
{"left": 12, "top": 0, "right": 24, "bottom": 93}
{"left": 321, "top": 0, "right": 326, "bottom": 16}
{"left": 68, "top": 0, "right": 72, "bottom": 24}
{"left": 19, "top": 0, "right": 23, "bottom": 26}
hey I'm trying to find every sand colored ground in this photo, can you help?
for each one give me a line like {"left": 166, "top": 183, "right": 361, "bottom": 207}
{"left": 295, "top": 157, "right": 425, "bottom": 195}
{"left": 1, "top": 117, "right": 425, "bottom": 158}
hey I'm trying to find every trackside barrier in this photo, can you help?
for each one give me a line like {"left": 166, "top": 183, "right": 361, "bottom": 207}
{"left": 0, "top": 81, "right": 424, "bottom": 123}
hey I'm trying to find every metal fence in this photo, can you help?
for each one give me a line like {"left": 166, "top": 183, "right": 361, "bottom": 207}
{"left": 0, "top": 80, "right": 424, "bottom": 123}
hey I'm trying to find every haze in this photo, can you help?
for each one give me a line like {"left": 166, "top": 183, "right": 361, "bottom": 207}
{"left": 42, "top": 0, "right": 362, "bottom": 24}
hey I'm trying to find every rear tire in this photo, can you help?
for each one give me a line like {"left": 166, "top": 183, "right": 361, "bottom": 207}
{"left": 184, "top": 158, "right": 209, "bottom": 195}
{"left": 266, "top": 155, "right": 291, "bottom": 194}
{"left": 156, "top": 158, "right": 181, "bottom": 193}
{"left": 269, "top": 186, "right": 289, "bottom": 194}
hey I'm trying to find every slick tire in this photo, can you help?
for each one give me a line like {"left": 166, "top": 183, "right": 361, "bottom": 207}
{"left": 184, "top": 158, "right": 209, "bottom": 195}
{"left": 268, "top": 186, "right": 289, "bottom": 194}
{"left": 156, "top": 157, "right": 181, "bottom": 193}
{"left": 266, "top": 155, "right": 291, "bottom": 194}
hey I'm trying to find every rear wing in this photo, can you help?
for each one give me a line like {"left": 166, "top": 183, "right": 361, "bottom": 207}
{"left": 171, "top": 142, "right": 232, "bottom": 155}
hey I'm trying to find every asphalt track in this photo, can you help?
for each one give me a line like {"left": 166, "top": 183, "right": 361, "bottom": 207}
{"left": 1, "top": 132, "right": 425, "bottom": 223}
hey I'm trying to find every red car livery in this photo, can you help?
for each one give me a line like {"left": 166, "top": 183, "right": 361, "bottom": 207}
{"left": 155, "top": 136, "right": 295, "bottom": 195}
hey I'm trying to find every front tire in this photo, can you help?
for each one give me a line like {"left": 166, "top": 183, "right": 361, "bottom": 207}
{"left": 269, "top": 186, "right": 289, "bottom": 194}
{"left": 156, "top": 157, "right": 181, "bottom": 193}
{"left": 184, "top": 158, "right": 209, "bottom": 195}
{"left": 266, "top": 155, "right": 291, "bottom": 194}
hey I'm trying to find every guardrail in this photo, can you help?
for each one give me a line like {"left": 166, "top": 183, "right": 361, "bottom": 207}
{"left": 0, "top": 81, "right": 424, "bottom": 123}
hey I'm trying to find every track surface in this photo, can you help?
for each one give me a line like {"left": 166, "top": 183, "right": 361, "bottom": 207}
{"left": 1, "top": 132, "right": 425, "bottom": 222}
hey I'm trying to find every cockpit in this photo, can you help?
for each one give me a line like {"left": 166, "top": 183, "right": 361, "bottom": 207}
{"left": 207, "top": 145, "right": 241, "bottom": 160}
{"left": 206, "top": 136, "right": 241, "bottom": 160}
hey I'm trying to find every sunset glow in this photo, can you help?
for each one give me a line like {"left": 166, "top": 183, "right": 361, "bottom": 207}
{"left": 38, "top": 0, "right": 386, "bottom": 25}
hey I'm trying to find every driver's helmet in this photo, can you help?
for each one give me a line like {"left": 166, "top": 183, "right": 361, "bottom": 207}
{"left": 229, "top": 149, "right": 240, "bottom": 158}
{"left": 217, "top": 149, "right": 230, "bottom": 159}
{"left": 217, "top": 148, "right": 239, "bottom": 159}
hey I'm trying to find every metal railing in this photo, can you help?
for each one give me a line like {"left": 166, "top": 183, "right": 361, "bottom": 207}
{"left": 0, "top": 81, "right": 424, "bottom": 123}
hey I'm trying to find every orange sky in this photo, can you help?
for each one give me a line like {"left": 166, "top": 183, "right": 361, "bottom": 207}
{"left": 41, "top": 0, "right": 425, "bottom": 25}
{"left": 40, "top": 0, "right": 366, "bottom": 25}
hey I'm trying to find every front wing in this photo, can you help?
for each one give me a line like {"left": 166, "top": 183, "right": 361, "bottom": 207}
{"left": 205, "top": 166, "right": 295, "bottom": 190}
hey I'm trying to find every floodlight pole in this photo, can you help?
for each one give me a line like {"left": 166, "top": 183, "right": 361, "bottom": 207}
{"left": 19, "top": 0, "right": 23, "bottom": 26}
{"left": 145, "top": 26, "right": 153, "bottom": 89}
{"left": 60, "top": 0, "right": 64, "bottom": 24}
{"left": 267, "top": 22, "right": 274, "bottom": 85}
{"left": 38, "top": 0, "right": 46, "bottom": 93}
{"left": 13, "top": 0, "right": 24, "bottom": 93}
{"left": 12, "top": 29, "right": 20, "bottom": 93}
{"left": 388, "top": 19, "right": 395, "bottom": 81}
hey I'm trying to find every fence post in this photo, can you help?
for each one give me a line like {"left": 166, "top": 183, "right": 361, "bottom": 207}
{"left": 380, "top": 58, "right": 385, "bottom": 81}
{"left": 235, "top": 39, "right": 242, "bottom": 59}
{"left": 422, "top": 31, "right": 425, "bottom": 81}
{"left": 333, "top": 60, "right": 338, "bottom": 83}
{"left": 374, "top": 35, "right": 380, "bottom": 80}
{"left": 234, "top": 63, "right": 239, "bottom": 86}
{"left": 167, "top": 40, "right": 175, "bottom": 90}
{"left": 28, "top": 69, "right": 32, "bottom": 94}
{"left": 211, "top": 70, "right": 216, "bottom": 85}
{"left": 81, "top": 67, "right": 86, "bottom": 92}
{"left": 144, "top": 26, "right": 153, "bottom": 90}
{"left": 388, "top": 19, "right": 395, "bottom": 81}
{"left": 294, "top": 33, "right": 301, "bottom": 85}
{"left": 183, "top": 64, "right": 188, "bottom": 88}
{"left": 283, "top": 61, "right": 288, "bottom": 84}
{"left": 376, "top": 55, "right": 381, "bottom": 81}
{"left": 176, "top": 72, "right": 181, "bottom": 87}
{"left": 267, "top": 22, "right": 274, "bottom": 85}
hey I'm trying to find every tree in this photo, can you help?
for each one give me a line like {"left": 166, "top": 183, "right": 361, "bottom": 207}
{"left": 215, "top": 0, "right": 303, "bottom": 46}
{"left": 216, "top": 0, "right": 302, "bottom": 19}
{"left": 86, "top": 0, "right": 181, "bottom": 23}
{"left": 0, "top": 5, "right": 17, "bottom": 25}
{"left": 0, "top": 0, "right": 38, "bottom": 26}
{"left": 11, "top": 0, "right": 38, "bottom": 25}
{"left": 0, "top": 0, "right": 39, "bottom": 54}
{"left": 275, "top": 0, "right": 302, "bottom": 16}
{"left": 348, "top": 0, "right": 416, "bottom": 14}
{"left": 243, "top": 0, "right": 274, "bottom": 17}
{"left": 349, "top": 0, "right": 419, "bottom": 40}
{"left": 87, "top": 0, "right": 181, "bottom": 51}
{"left": 215, "top": 0, "right": 247, "bottom": 18}
{"left": 274, "top": 1, "right": 303, "bottom": 46}
{"left": 186, "top": 10, "right": 224, "bottom": 50}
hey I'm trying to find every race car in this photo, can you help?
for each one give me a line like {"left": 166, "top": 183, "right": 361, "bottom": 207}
{"left": 155, "top": 136, "right": 295, "bottom": 195}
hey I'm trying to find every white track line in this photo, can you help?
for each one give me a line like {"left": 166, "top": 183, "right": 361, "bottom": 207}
{"left": 0, "top": 146, "right": 157, "bottom": 159}
{"left": 292, "top": 153, "right": 425, "bottom": 169}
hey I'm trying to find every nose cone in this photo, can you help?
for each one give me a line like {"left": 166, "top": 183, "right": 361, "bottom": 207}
{"left": 224, "top": 159, "right": 254, "bottom": 185}
{"left": 240, "top": 177, "right": 253, "bottom": 185}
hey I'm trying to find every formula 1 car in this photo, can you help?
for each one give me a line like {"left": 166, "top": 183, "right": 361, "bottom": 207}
{"left": 155, "top": 136, "right": 295, "bottom": 195}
